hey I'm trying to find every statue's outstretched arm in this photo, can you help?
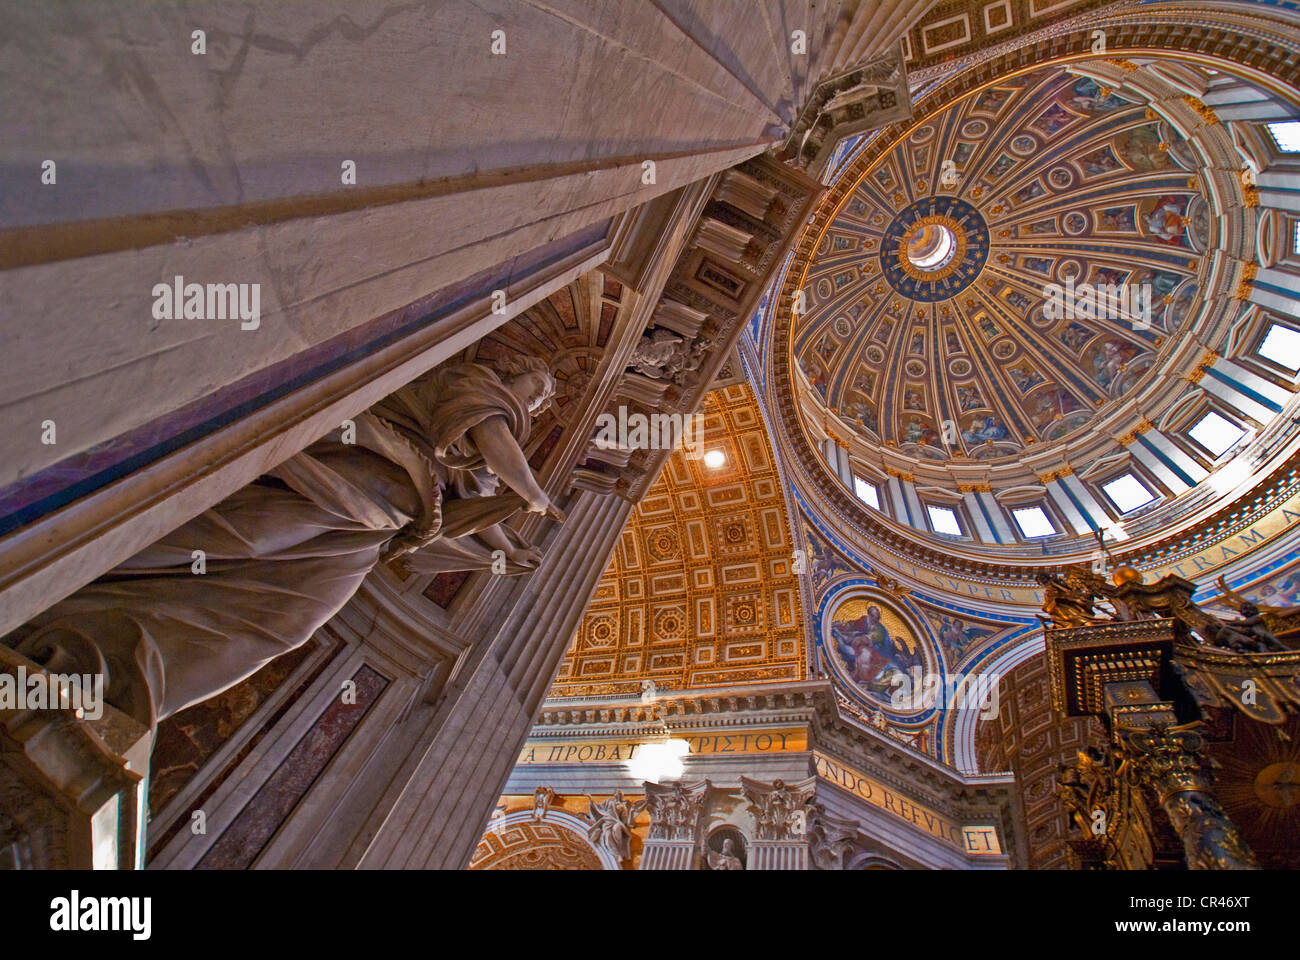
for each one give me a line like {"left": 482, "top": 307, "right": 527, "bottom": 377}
{"left": 468, "top": 416, "right": 555, "bottom": 516}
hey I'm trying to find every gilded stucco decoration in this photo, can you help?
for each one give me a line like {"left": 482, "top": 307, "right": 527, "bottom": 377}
{"left": 552, "top": 382, "right": 806, "bottom": 697}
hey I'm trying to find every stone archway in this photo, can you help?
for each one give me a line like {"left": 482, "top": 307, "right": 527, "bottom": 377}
{"left": 468, "top": 810, "right": 617, "bottom": 871}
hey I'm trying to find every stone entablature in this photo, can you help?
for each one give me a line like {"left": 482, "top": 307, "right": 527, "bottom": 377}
{"left": 501, "top": 678, "right": 1021, "bottom": 868}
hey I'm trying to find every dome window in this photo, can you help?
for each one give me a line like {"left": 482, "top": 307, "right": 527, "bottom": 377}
{"left": 853, "top": 476, "right": 880, "bottom": 509}
{"left": 1258, "top": 322, "right": 1300, "bottom": 372}
{"left": 1012, "top": 506, "right": 1056, "bottom": 539}
{"left": 1188, "top": 411, "right": 1245, "bottom": 458}
{"left": 927, "top": 504, "right": 962, "bottom": 536}
{"left": 1266, "top": 121, "right": 1300, "bottom": 152}
{"left": 1102, "top": 473, "right": 1155, "bottom": 514}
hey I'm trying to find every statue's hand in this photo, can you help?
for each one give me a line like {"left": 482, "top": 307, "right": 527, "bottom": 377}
{"left": 507, "top": 545, "right": 543, "bottom": 567}
{"left": 526, "top": 493, "right": 565, "bottom": 522}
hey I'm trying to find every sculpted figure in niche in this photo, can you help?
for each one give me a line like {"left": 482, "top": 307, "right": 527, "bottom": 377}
{"left": 4, "top": 357, "right": 565, "bottom": 728}
{"left": 531, "top": 786, "right": 557, "bottom": 821}
{"left": 707, "top": 837, "right": 745, "bottom": 871}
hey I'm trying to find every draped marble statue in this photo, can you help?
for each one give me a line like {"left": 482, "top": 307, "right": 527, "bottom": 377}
{"left": 584, "top": 791, "right": 645, "bottom": 863}
{"left": 4, "top": 357, "right": 564, "bottom": 727}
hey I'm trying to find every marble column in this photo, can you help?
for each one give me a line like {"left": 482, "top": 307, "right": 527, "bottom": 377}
{"left": 358, "top": 488, "right": 633, "bottom": 869}
{"left": 749, "top": 840, "right": 810, "bottom": 870}
{"left": 2, "top": 0, "right": 809, "bottom": 633}
{"left": 639, "top": 841, "right": 697, "bottom": 870}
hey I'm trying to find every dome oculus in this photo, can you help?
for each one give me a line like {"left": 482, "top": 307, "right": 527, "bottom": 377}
{"left": 880, "top": 197, "right": 989, "bottom": 300}
{"left": 905, "top": 222, "right": 957, "bottom": 272}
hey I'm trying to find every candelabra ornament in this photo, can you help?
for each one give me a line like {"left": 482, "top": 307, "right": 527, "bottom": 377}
{"left": 1041, "top": 564, "right": 1300, "bottom": 869}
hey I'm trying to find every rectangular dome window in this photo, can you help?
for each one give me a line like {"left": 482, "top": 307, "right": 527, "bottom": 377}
{"left": 1013, "top": 506, "right": 1056, "bottom": 539}
{"left": 1102, "top": 473, "right": 1156, "bottom": 514}
{"left": 927, "top": 505, "right": 962, "bottom": 536}
{"left": 1188, "top": 411, "right": 1245, "bottom": 457}
{"left": 1266, "top": 121, "right": 1300, "bottom": 153}
{"left": 853, "top": 476, "right": 880, "bottom": 510}
{"left": 1259, "top": 322, "right": 1300, "bottom": 372}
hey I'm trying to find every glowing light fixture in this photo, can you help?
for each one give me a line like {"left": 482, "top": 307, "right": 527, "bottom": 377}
{"left": 703, "top": 449, "right": 726, "bottom": 468}
{"left": 627, "top": 739, "right": 691, "bottom": 784}
{"left": 906, "top": 223, "right": 956, "bottom": 271}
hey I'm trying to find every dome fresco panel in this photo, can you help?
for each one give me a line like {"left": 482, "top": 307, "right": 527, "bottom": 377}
{"left": 793, "top": 68, "right": 1208, "bottom": 465}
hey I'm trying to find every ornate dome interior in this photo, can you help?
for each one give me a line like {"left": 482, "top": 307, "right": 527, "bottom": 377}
{"left": 776, "top": 58, "right": 1300, "bottom": 566}
{"left": 797, "top": 68, "right": 1205, "bottom": 459}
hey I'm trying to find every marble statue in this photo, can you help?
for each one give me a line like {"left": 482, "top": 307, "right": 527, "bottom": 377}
{"left": 640, "top": 679, "right": 657, "bottom": 704}
{"left": 4, "top": 357, "right": 564, "bottom": 727}
{"left": 628, "top": 327, "right": 711, "bottom": 385}
{"left": 531, "top": 786, "right": 556, "bottom": 821}
{"left": 584, "top": 790, "right": 645, "bottom": 862}
{"left": 629, "top": 328, "right": 683, "bottom": 378}
{"left": 706, "top": 837, "right": 744, "bottom": 870}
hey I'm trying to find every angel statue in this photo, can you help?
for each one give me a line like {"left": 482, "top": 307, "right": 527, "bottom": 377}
{"left": 1056, "top": 764, "right": 1095, "bottom": 837}
{"left": 1036, "top": 566, "right": 1109, "bottom": 629}
{"left": 4, "top": 356, "right": 565, "bottom": 728}
{"left": 628, "top": 327, "right": 684, "bottom": 379}
{"left": 1211, "top": 576, "right": 1297, "bottom": 651}
{"left": 584, "top": 791, "right": 646, "bottom": 863}
{"left": 627, "top": 327, "right": 711, "bottom": 385}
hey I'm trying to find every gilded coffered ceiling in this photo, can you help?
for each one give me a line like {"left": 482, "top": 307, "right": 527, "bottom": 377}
{"left": 551, "top": 381, "right": 806, "bottom": 698}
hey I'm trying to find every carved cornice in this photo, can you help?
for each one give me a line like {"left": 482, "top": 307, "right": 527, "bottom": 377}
{"left": 536, "top": 681, "right": 820, "bottom": 733}
{"left": 612, "top": 154, "right": 822, "bottom": 502}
